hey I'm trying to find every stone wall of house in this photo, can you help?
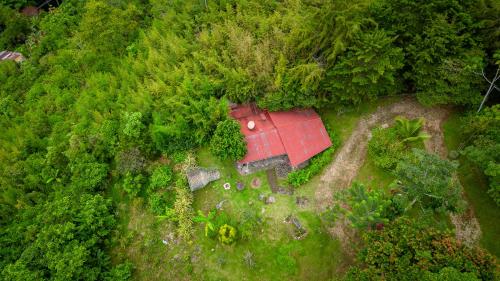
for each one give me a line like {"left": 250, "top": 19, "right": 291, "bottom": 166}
{"left": 236, "top": 155, "right": 291, "bottom": 175}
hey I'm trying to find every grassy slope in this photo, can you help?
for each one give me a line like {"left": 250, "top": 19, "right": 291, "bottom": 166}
{"left": 443, "top": 113, "right": 500, "bottom": 257}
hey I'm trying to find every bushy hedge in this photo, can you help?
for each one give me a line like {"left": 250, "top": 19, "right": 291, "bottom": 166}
{"left": 288, "top": 128, "right": 340, "bottom": 187}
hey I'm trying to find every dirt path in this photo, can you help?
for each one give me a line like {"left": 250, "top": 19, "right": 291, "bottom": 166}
{"left": 315, "top": 97, "right": 481, "bottom": 246}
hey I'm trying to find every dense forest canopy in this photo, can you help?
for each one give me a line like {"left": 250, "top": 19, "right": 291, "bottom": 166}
{"left": 0, "top": 0, "right": 499, "bottom": 280}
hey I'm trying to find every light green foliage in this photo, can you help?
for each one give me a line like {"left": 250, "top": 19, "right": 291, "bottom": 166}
{"left": 218, "top": 224, "right": 237, "bottom": 244}
{"left": 346, "top": 217, "right": 496, "bottom": 280}
{"left": 210, "top": 119, "right": 247, "bottom": 161}
{"left": 461, "top": 105, "right": 500, "bottom": 205}
{"left": 326, "top": 29, "right": 404, "bottom": 104}
{"left": 122, "top": 172, "right": 144, "bottom": 197}
{"left": 122, "top": 112, "right": 144, "bottom": 139}
{"left": 172, "top": 179, "right": 194, "bottom": 240}
{"left": 394, "top": 149, "right": 465, "bottom": 213}
{"left": 368, "top": 126, "right": 406, "bottom": 170}
{"left": 193, "top": 210, "right": 216, "bottom": 237}
{"left": 394, "top": 116, "right": 430, "bottom": 143}
{"left": 148, "top": 165, "right": 173, "bottom": 192}
{"left": 338, "top": 182, "right": 390, "bottom": 229}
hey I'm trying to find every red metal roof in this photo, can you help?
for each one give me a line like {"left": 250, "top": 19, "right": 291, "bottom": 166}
{"left": 230, "top": 105, "right": 332, "bottom": 167}
{"left": 230, "top": 105, "right": 286, "bottom": 163}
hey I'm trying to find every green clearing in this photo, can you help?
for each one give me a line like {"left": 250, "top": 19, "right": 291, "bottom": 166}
{"left": 108, "top": 99, "right": 500, "bottom": 281}
{"left": 107, "top": 100, "right": 396, "bottom": 280}
{"left": 443, "top": 113, "right": 500, "bottom": 257}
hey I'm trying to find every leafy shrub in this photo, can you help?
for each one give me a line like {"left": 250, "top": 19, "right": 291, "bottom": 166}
{"left": 0, "top": 6, "right": 30, "bottom": 49}
{"left": 122, "top": 112, "right": 144, "bottom": 139}
{"left": 148, "top": 165, "right": 173, "bottom": 192}
{"left": 148, "top": 192, "right": 175, "bottom": 216}
{"left": 346, "top": 217, "right": 496, "bottom": 280}
{"left": 288, "top": 128, "right": 340, "bottom": 187}
{"left": 122, "top": 172, "right": 145, "bottom": 197}
{"left": 218, "top": 224, "right": 237, "bottom": 244}
{"left": 210, "top": 119, "right": 247, "bottom": 161}
{"left": 461, "top": 105, "right": 500, "bottom": 205}
{"left": 394, "top": 116, "right": 430, "bottom": 143}
{"left": 394, "top": 149, "right": 465, "bottom": 213}
{"left": 193, "top": 210, "right": 216, "bottom": 237}
{"left": 368, "top": 126, "right": 406, "bottom": 170}
{"left": 170, "top": 151, "right": 187, "bottom": 164}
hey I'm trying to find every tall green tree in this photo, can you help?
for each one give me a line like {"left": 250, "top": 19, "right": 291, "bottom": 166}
{"left": 325, "top": 29, "right": 404, "bottom": 104}
{"left": 210, "top": 119, "right": 247, "bottom": 161}
{"left": 394, "top": 149, "right": 465, "bottom": 213}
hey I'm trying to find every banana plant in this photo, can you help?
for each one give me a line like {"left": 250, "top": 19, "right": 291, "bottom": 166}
{"left": 394, "top": 116, "right": 430, "bottom": 143}
{"left": 193, "top": 210, "right": 216, "bottom": 237}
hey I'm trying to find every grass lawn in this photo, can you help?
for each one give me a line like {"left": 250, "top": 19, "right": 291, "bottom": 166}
{"left": 193, "top": 148, "right": 345, "bottom": 281}
{"left": 443, "top": 113, "right": 500, "bottom": 257}
{"left": 355, "top": 157, "right": 394, "bottom": 192}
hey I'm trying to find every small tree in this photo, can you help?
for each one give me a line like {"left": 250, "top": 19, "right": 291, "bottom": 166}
{"left": 338, "top": 182, "right": 391, "bottom": 230}
{"left": 394, "top": 149, "right": 465, "bottom": 213}
{"left": 210, "top": 119, "right": 247, "bottom": 161}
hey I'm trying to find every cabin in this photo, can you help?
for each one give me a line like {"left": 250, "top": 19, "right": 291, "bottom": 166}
{"left": 230, "top": 104, "right": 332, "bottom": 175}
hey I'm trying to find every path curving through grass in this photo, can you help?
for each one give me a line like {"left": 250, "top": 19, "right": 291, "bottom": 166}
{"left": 315, "top": 97, "right": 481, "bottom": 247}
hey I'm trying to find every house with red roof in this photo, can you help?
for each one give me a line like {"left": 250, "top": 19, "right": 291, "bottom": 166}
{"left": 230, "top": 104, "right": 332, "bottom": 175}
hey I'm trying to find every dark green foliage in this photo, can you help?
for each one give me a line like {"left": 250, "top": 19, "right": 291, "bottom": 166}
{"left": 368, "top": 126, "right": 406, "bottom": 170}
{"left": 288, "top": 128, "right": 340, "bottom": 187}
{"left": 371, "top": 0, "right": 486, "bottom": 106}
{"left": 210, "top": 119, "right": 247, "bottom": 161}
{"left": 326, "top": 29, "right": 404, "bottom": 104}
{"left": 394, "top": 149, "right": 465, "bottom": 213}
{"left": 0, "top": 6, "right": 30, "bottom": 49}
{"left": 461, "top": 105, "right": 500, "bottom": 205}
{"left": 337, "top": 182, "right": 391, "bottom": 230}
{"left": 0, "top": 193, "right": 130, "bottom": 280}
{"left": 346, "top": 217, "right": 497, "bottom": 280}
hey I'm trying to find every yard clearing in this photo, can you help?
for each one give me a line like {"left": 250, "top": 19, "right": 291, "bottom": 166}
{"left": 314, "top": 97, "right": 482, "bottom": 247}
